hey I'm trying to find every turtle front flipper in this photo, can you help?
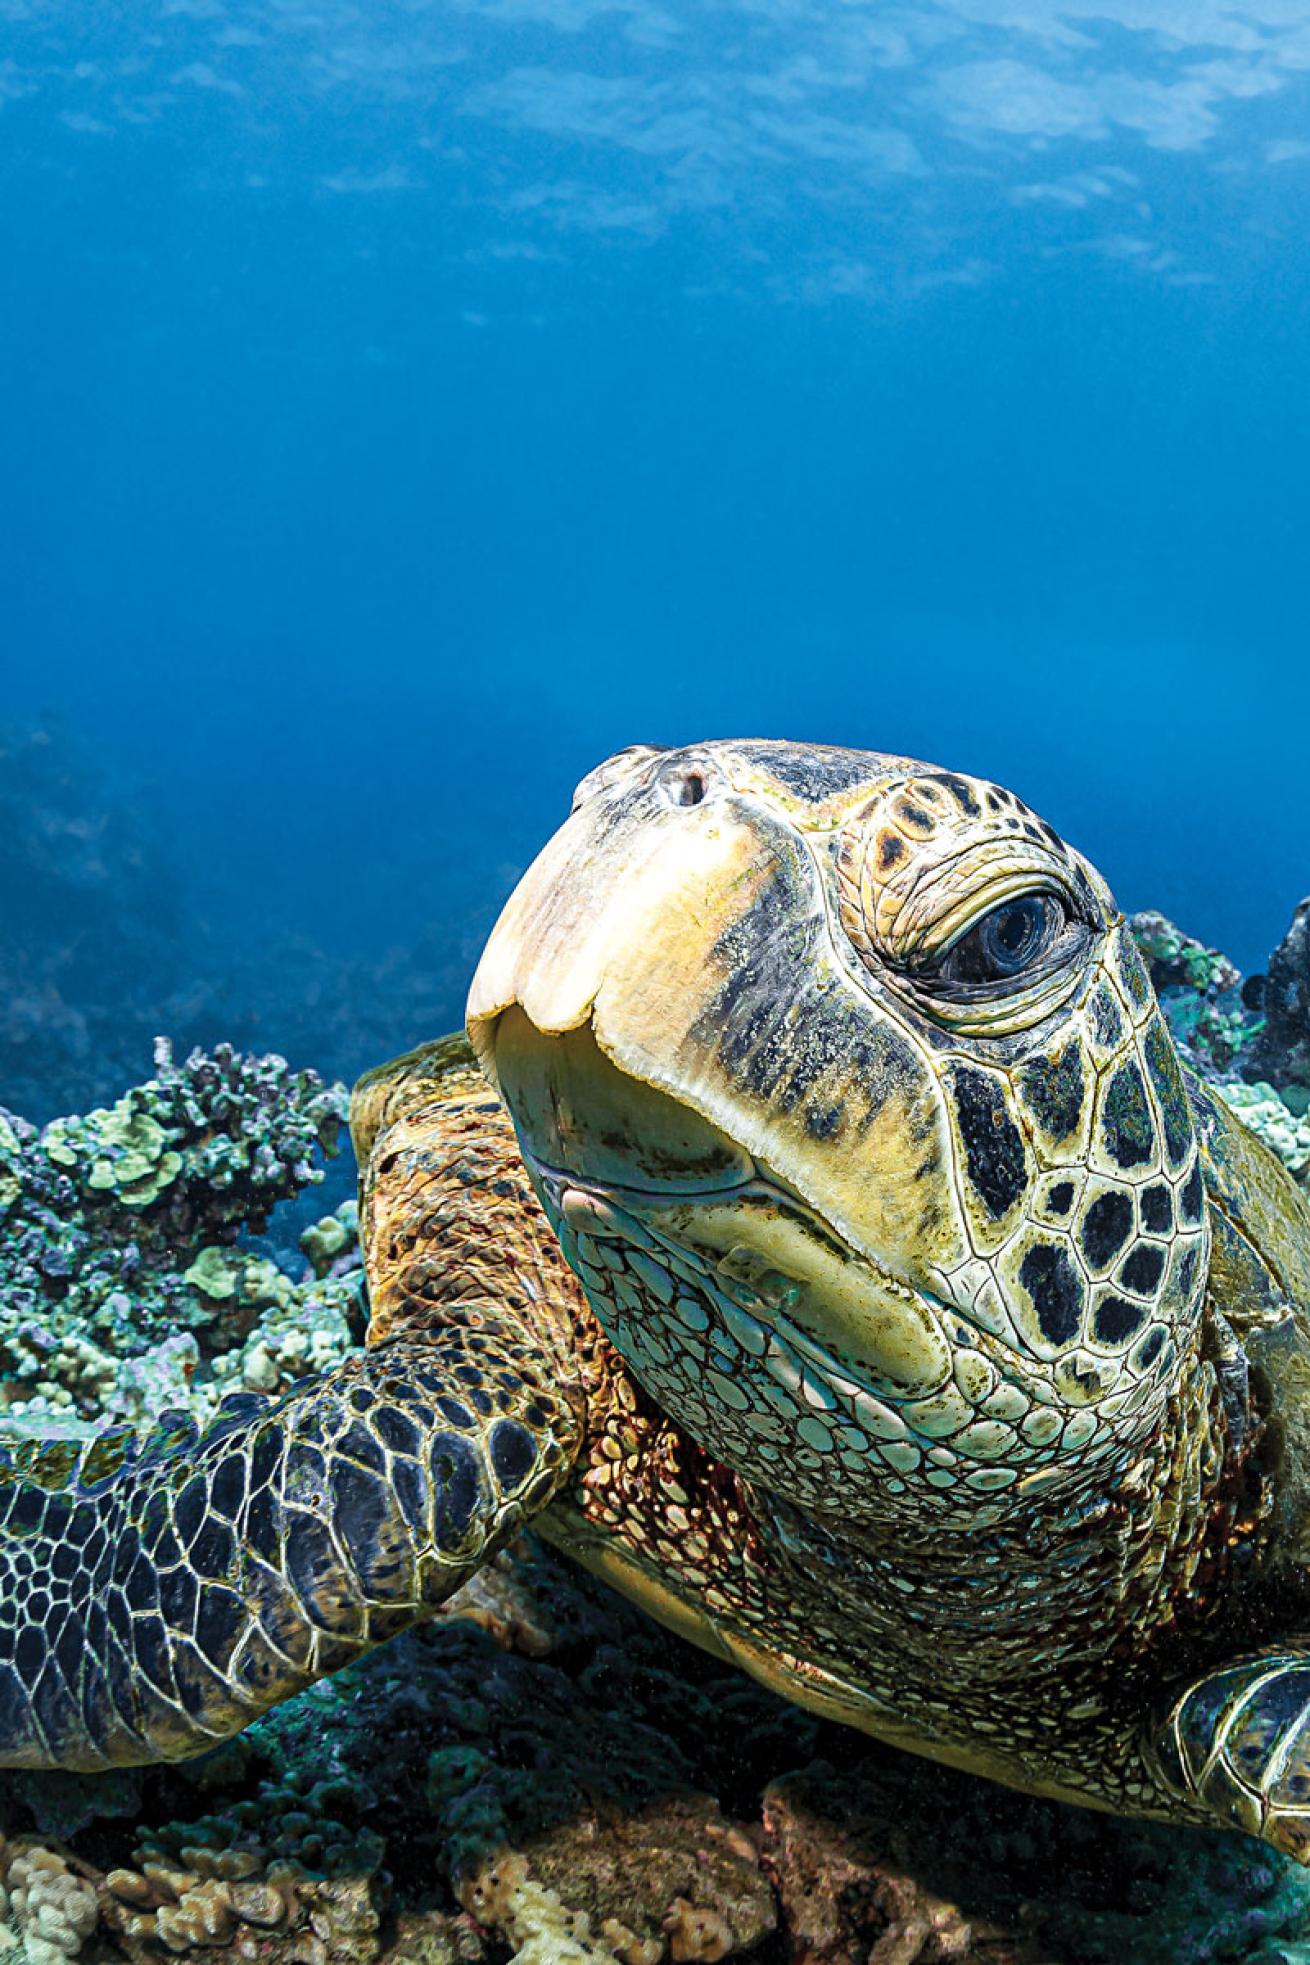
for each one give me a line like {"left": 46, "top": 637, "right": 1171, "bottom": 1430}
{"left": 0, "top": 1320, "right": 581, "bottom": 1771}
{"left": 1154, "top": 1652, "right": 1310, "bottom": 1859}
{"left": 0, "top": 1036, "right": 588, "bottom": 1772}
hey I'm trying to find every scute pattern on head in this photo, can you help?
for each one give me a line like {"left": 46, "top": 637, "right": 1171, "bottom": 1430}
{"left": 824, "top": 764, "right": 1210, "bottom": 1472}
{"left": 471, "top": 740, "right": 1213, "bottom": 1532}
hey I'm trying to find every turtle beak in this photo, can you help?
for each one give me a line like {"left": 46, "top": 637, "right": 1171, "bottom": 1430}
{"left": 487, "top": 1008, "right": 754, "bottom": 1195}
{"left": 466, "top": 763, "right": 759, "bottom": 1099}
{"left": 466, "top": 769, "right": 763, "bottom": 1193}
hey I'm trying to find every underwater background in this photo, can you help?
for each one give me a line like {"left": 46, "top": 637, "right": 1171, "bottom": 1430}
{"left": 2, "top": 3, "right": 1310, "bottom": 1962}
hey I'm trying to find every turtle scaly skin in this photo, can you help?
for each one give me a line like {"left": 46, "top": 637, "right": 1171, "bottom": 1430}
{"left": 0, "top": 1048, "right": 583, "bottom": 1769}
{"left": 3, "top": 739, "right": 1310, "bottom": 1865}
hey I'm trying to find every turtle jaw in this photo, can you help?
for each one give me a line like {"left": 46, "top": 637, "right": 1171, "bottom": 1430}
{"left": 487, "top": 1008, "right": 987, "bottom": 1433}
{"left": 489, "top": 1008, "right": 757, "bottom": 1199}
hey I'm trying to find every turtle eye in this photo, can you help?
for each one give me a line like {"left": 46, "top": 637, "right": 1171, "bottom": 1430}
{"left": 938, "top": 894, "right": 1065, "bottom": 986}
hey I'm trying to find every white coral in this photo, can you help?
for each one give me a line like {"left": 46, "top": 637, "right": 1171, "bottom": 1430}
{"left": 1219, "top": 1082, "right": 1310, "bottom": 1179}
{"left": 460, "top": 1852, "right": 630, "bottom": 1965}
{"left": 0, "top": 1846, "right": 98, "bottom": 1965}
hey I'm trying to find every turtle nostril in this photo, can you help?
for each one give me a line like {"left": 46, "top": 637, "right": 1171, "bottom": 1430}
{"left": 663, "top": 768, "right": 706, "bottom": 808}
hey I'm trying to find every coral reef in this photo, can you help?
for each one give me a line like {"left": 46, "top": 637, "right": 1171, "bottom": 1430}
{"left": 0, "top": 1837, "right": 98, "bottom": 1965}
{"left": 1129, "top": 909, "right": 1310, "bottom": 1189}
{"left": 1129, "top": 911, "right": 1264, "bottom": 1078}
{"left": 1244, "top": 900, "right": 1310, "bottom": 1097}
{"left": 1217, "top": 1083, "right": 1310, "bottom": 1184}
{"left": 0, "top": 1041, "right": 359, "bottom": 1431}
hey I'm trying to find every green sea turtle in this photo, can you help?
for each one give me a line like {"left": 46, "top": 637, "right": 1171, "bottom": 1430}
{"left": 4, "top": 738, "right": 1310, "bottom": 1861}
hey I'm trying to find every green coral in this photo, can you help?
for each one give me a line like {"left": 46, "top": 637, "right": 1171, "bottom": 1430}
{"left": 301, "top": 1203, "right": 358, "bottom": 1278}
{"left": 1131, "top": 911, "right": 1242, "bottom": 997}
{"left": 0, "top": 1042, "right": 358, "bottom": 1427}
{"left": 46, "top": 1097, "right": 182, "bottom": 1207}
{"left": 183, "top": 1246, "right": 240, "bottom": 1301}
{"left": 0, "top": 1116, "right": 23, "bottom": 1220}
{"left": 1130, "top": 911, "right": 1264, "bottom": 1076}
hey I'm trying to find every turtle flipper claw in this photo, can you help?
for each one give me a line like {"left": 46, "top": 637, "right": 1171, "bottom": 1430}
{"left": 1155, "top": 1651, "right": 1310, "bottom": 1860}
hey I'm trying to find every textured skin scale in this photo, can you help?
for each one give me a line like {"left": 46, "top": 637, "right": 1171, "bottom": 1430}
{"left": 0, "top": 1052, "right": 583, "bottom": 1770}
{"left": 3, "top": 741, "right": 1310, "bottom": 1866}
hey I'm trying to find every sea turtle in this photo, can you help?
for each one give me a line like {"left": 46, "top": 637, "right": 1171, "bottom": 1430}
{"left": 3, "top": 739, "right": 1310, "bottom": 1862}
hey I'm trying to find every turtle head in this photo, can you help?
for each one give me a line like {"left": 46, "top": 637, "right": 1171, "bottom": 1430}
{"left": 468, "top": 741, "right": 1209, "bottom": 1525}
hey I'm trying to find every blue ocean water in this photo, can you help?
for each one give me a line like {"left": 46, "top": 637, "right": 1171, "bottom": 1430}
{"left": 2, "top": 0, "right": 1308, "bottom": 1021}
{"left": 5, "top": 13, "right": 1310, "bottom": 1956}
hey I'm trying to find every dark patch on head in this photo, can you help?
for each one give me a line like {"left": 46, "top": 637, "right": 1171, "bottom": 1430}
{"left": 876, "top": 829, "right": 907, "bottom": 873}
{"left": 805, "top": 1102, "right": 845, "bottom": 1141}
{"left": 952, "top": 1066, "right": 1029, "bottom": 1219}
{"left": 1046, "top": 1180, "right": 1076, "bottom": 1217}
{"left": 1118, "top": 936, "right": 1153, "bottom": 1008}
{"left": 1018, "top": 1039, "right": 1087, "bottom": 1144}
{"left": 1095, "top": 1295, "right": 1147, "bottom": 1345}
{"left": 705, "top": 867, "right": 928, "bottom": 1139}
{"left": 1019, "top": 1243, "right": 1084, "bottom": 1346}
{"left": 1119, "top": 1243, "right": 1167, "bottom": 1297}
{"left": 1178, "top": 1242, "right": 1201, "bottom": 1298}
{"left": 1143, "top": 1019, "right": 1194, "bottom": 1169}
{"left": 1081, "top": 1190, "right": 1134, "bottom": 1271}
{"left": 1089, "top": 986, "right": 1124, "bottom": 1050}
{"left": 1141, "top": 1183, "right": 1173, "bottom": 1235}
{"left": 1179, "top": 1160, "right": 1205, "bottom": 1226}
{"left": 489, "top": 1418, "right": 538, "bottom": 1492}
{"left": 702, "top": 854, "right": 819, "bottom": 1108}
{"left": 938, "top": 774, "right": 981, "bottom": 818}
{"left": 1100, "top": 1059, "right": 1157, "bottom": 1170}
{"left": 732, "top": 742, "right": 885, "bottom": 800}
{"left": 1137, "top": 1327, "right": 1166, "bottom": 1370}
